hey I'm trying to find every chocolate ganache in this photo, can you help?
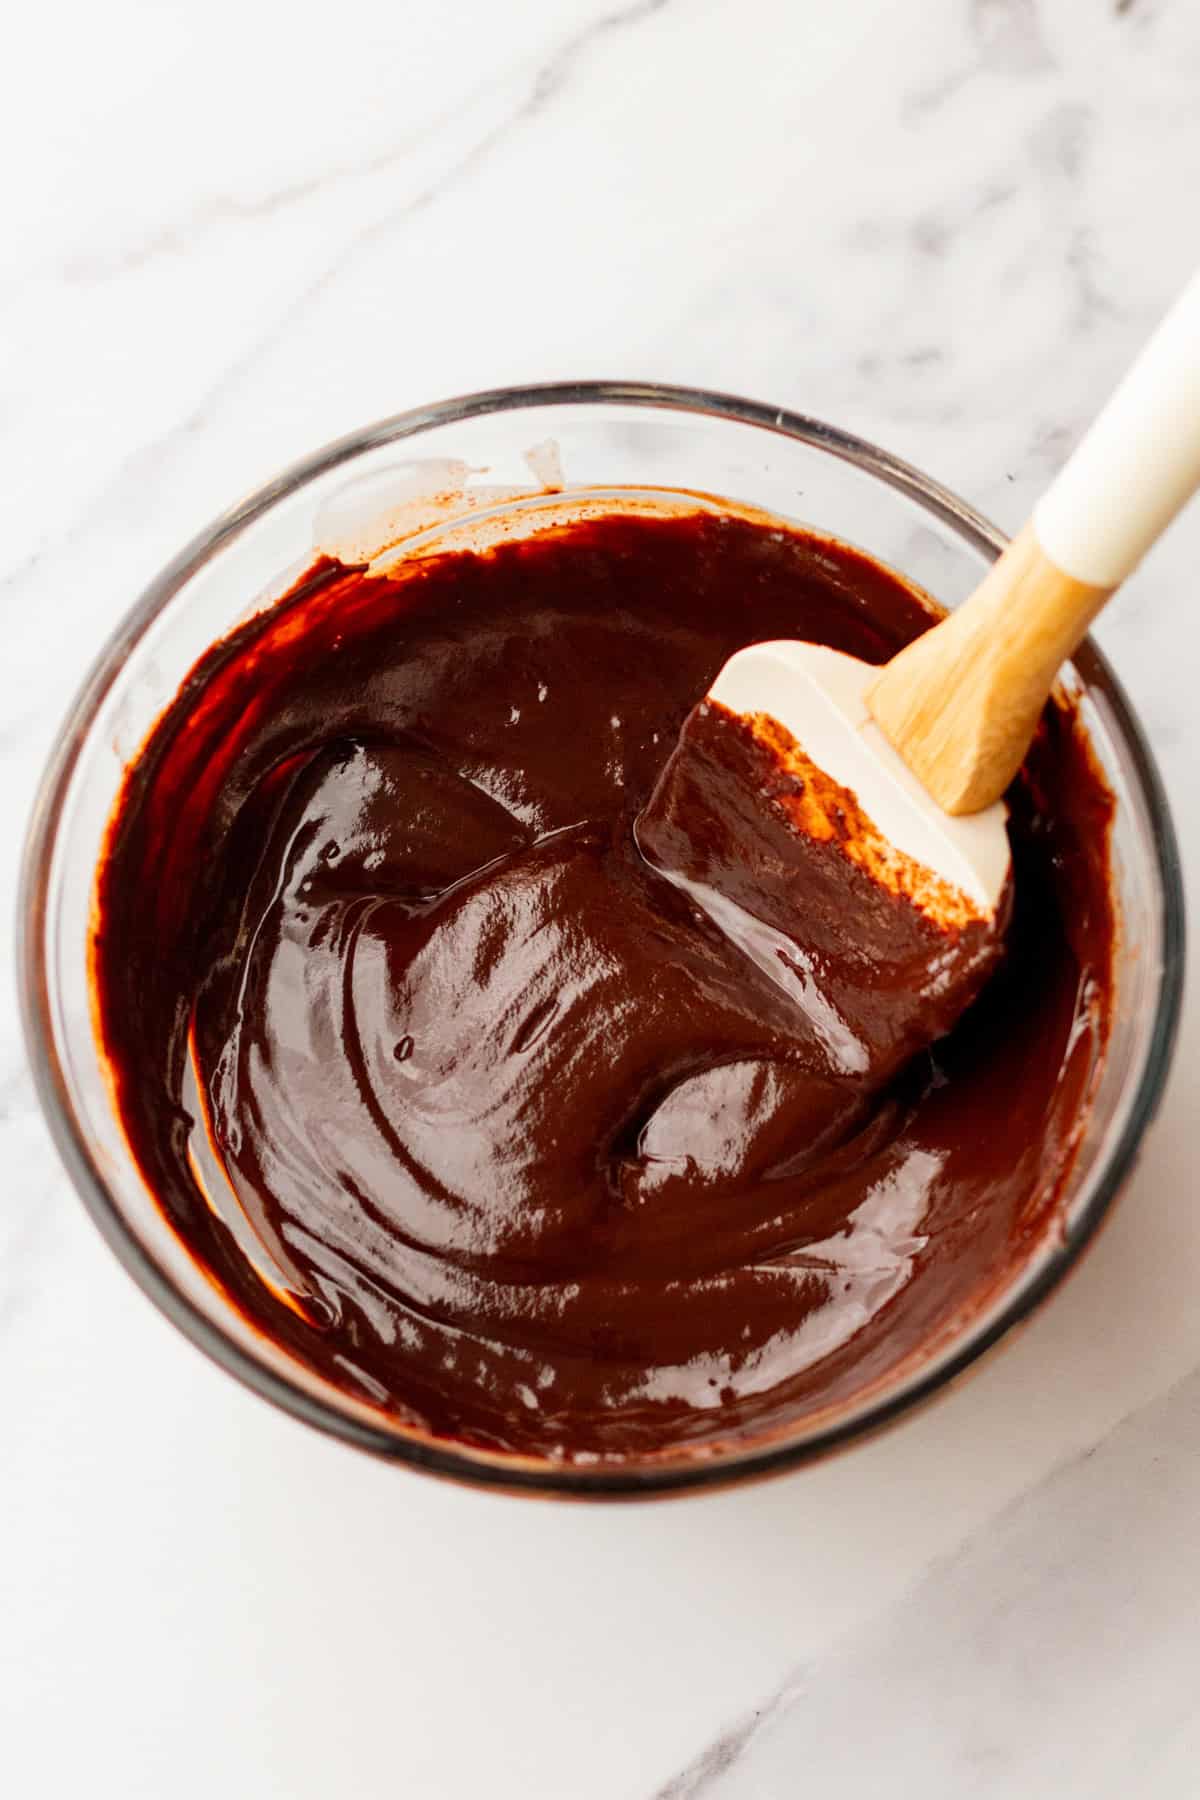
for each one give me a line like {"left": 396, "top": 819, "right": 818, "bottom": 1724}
{"left": 93, "top": 503, "right": 1114, "bottom": 1463}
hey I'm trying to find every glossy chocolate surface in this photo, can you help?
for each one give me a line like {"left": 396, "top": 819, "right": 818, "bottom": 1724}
{"left": 93, "top": 506, "right": 1114, "bottom": 1462}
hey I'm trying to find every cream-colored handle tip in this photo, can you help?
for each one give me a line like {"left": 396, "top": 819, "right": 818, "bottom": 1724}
{"left": 1034, "top": 269, "right": 1200, "bottom": 587}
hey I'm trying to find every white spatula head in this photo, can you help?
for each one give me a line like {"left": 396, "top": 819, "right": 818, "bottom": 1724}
{"left": 709, "top": 642, "right": 1011, "bottom": 920}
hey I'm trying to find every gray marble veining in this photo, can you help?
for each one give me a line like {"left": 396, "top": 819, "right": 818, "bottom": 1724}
{"left": 662, "top": 1365, "right": 1200, "bottom": 1796}
{"left": 2, "top": 2, "right": 1198, "bottom": 1795}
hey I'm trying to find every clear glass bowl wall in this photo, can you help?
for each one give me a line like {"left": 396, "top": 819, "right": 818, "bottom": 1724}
{"left": 20, "top": 385, "right": 1184, "bottom": 1496}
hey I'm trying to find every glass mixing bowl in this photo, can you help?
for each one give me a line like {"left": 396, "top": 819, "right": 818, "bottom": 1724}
{"left": 19, "top": 384, "right": 1185, "bottom": 1497}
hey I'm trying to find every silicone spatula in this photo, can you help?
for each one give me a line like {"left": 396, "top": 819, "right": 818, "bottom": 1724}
{"left": 711, "top": 268, "right": 1200, "bottom": 920}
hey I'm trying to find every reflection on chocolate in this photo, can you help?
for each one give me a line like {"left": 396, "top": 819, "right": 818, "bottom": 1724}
{"left": 93, "top": 506, "right": 1114, "bottom": 1463}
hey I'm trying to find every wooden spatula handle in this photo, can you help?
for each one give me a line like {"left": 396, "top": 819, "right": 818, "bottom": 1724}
{"left": 869, "top": 269, "right": 1200, "bottom": 815}
{"left": 866, "top": 525, "right": 1109, "bottom": 814}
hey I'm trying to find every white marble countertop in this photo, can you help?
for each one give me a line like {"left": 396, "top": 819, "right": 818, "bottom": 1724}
{"left": 3, "top": 2, "right": 1199, "bottom": 1794}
